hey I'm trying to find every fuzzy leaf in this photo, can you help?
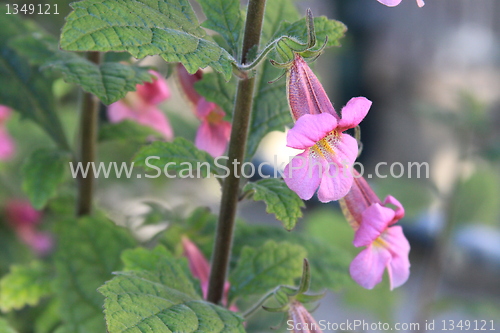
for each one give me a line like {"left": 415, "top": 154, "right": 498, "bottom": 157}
{"left": 243, "top": 178, "right": 305, "bottom": 230}
{"left": 0, "top": 11, "right": 68, "bottom": 148}
{"left": 11, "top": 33, "right": 153, "bottom": 105}
{"left": 55, "top": 216, "right": 136, "bottom": 333}
{"left": 194, "top": 72, "right": 237, "bottom": 117}
{"left": 22, "top": 149, "right": 71, "bottom": 210}
{"left": 99, "top": 246, "right": 245, "bottom": 333}
{"left": 229, "top": 240, "right": 306, "bottom": 301}
{"left": 133, "top": 137, "right": 221, "bottom": 177}
{"left": 60, "top": 0, "right": 235, "bottom": 80}
{"left": 0, "top": 261, "right": 52, "bottom": 312}
{"left": 198, "top": 0, "right": 243, "bottom": 57}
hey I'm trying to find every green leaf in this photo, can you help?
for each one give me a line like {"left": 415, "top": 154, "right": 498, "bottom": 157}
{"left": 243, "top": 178, "right": 304, "bottom": 230}
{"left": 0, "top": 261, "right": 52, "bottom": 312}
{"left": 229, "top": 240, "right": 306, "bottom": 301}
{"left": 0, "top": 318, "right": 17, "bottom": 333}
{"left": 10, "top": 33, "right": 153, "bottom": 105}
{"left": 22, "top": 149, "right": 71, "bottom": 210}
{"left": 98, "top": 120, "right": 162, "bottom": 142}
{"left": 55, "top": 215, "right": 136, "bottom": 333}
{"left": 99, "top": 246, "right": 245, "bottom": 333}
{"left": 133, "top": 138, "right": 221, "bottom": 178}
{"left": 0, "top": 11, "right": 69, "bottom": 149}
{"left": 60, "top": 0, "right": 236, "bottom": 80}
{"left": 198, "top": 0, "right": 243, "bottom": 57}
{"left": 194, "top": 72, "right": 237, "bottom": 117}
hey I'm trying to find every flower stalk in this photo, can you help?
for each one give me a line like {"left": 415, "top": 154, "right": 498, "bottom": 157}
{"left": 76, "top": 51, "right": 102, "bottom": 216}
{"left": 207, "top": 0, "right": 267, "bottom": 305}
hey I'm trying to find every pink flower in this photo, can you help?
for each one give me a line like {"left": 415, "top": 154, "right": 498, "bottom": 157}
{"left": 177, "top": 65, "right": 231, "bottom": 157}
{"left": 4, "top": 200, "right": 53, "bottom": 256}
{"left": 340, "top": 173, "right": 410, "bottom": 289}
{"left": 377, "top": 0, "right": 424, "bottom": 7}
{"left": 108, "top": 70, "right": 173, "bottom": 140}
{"left": 0, "top": 105, "right": 15, "bottom": 161}
{"left": 182, "top": 237, "right": 237, "bottom": 311}
{"left": 284, "top": 56, "right": 372, "bottom": 202}
{"left": 288, "top": 301, "right": 323, "bottom": 333}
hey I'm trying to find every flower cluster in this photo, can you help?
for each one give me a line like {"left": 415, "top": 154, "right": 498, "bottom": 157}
{"left": 284, "top": 55, "right": 410, "bottom": 289}
{"left": 0, "top": 105, "right": 15, "bottom": 161}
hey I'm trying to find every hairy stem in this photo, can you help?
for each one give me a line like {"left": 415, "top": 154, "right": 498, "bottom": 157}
{"left": 207, "top": 0, "right": 267, "bottom": 304}
{"left": 76, "top": 51, "right": 102, "bottom": 216}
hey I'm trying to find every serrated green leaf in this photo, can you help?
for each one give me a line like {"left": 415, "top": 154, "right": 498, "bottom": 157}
{"left": 243, "top": 178, "right": 304, "bottom": 230}
{"left": 133, "top": 137, "right": 221, "bottom": 177}
{"left": 229, "top": 240, "right": 306, "bottom": 301}
{"left": 99, "top": 246, "right": 245, "bottom": 333}
{"left": 10, "top": 33, "right": 153, "bottom": 105}
{"left": 22, "top": 149, "right": 71, "bottom": 210}
{"left": 194, "top": 72, "right": 237, "bottom": 117}
{"left": 55, "top": 215, "right": 136, "bottom": 333}
{"left": 60, "top": 0, "right": 236, "bottom": 80}
{"left": 0, "top": 318, "right": 17, "bottom": 333}
{"left": 0, "top": 261, "right": 52, "bottom": 312}
{"left": 198, "top": 0, "right": 243, "bottom": 57}
{"left": 0, "top": 11, "right": 69, "bottom": 149}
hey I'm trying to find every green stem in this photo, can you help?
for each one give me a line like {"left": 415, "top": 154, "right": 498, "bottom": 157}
{"left": 207, "top": 0, "right": 267, "bottom": 305}
{"left": 76, "top": 52, "right": 102, "bottom": 216}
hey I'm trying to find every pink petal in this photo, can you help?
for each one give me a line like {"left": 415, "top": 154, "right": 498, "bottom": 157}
{"left": 196, "top": 98, "right": 217, "bottom": 119}
{"left": 5, "top": 200, "right": 42, "bottom": 227}
{"left": 0, "top": 105, "right": 12, "bottom": 122}
{"left": 136, "top": 71, "right": 170, "bottom": 105}
{"left": 287, "top": 55, "right": 337, "bottom": 121}
{"left": 382, "top": 226, "right": 411, "bottom": 289}
{"left": 284, "top": 149, "right": 325, "bottom": 200}
{"left": 0, "top": 128, "right": 15, "bottom": 160}
{"left": 286, "top": 113, "right": 338, "bottom": 150}
{"left": 182, "top": 237, "right": 210, "bottom": 297}
{"left": 107, "top": 100, "right": 136, "bottom": 123}
{"left": 350, "top": 245, "right": 391, "bottom": 289}
{"left": 337, "top": 97, "right": 372, "bottom": 131}
{"left": 177, "top": 64, "right": 203, "bottom": 106}
{"left": 383, "top": 195, "right": 405, "bottom": 223}
{"left": 354, "top": 203, "right": 395, "bottom": 247}
{"left": 195, "top": 119, "right": 231, "bottom": 157}
{"left": 417, "top": 0, "right": 425, "bottom": 7}
{"left": 17, "top": 227, "right": 53, "bottom": 256}
{"left": 377, "top": 0, "right": 403, "bottom": 6}
{"left": 136, "top": 106, "right": 174, "bottom": 140}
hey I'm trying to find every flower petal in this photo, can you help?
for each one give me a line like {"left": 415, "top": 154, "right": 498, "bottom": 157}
{"left": 337, "top": 97, "right": 372, "bottom": 131}
{"left": 287, "top": 55, "right": 337, "bottom": 120}
{"left": 383, "top": 226, "right": 411, "bottom": 290}
{"left": 417, "top": 0, "right": 425, "bottom": 7}
{"left": 0, "top": 127, "right": 15, "bottom": 160}
{"left": 350, "top": 245, "right": 391, "bottom": 289}
{"left": 195, "top": 119, "right": 231, "bottom": 157}
{"left": 136, "top": 70, "right": 171, "bottom": 105}
{"left": 196, "top": 98, "right": 217, "bottom": 119}
{"left": 0, "top": 105, "right": 12, "bottom": 122}
{"left": 383, "top": 195, "right": 405, "bottom": 223}
{"left": 182, "top": 237, "right": 210, "bottom": 297}
{"left": 135, "top": 106, "right": 174, "bottom": 140}
{"left": 177, "top": 64, "right": 203, "bottom": 106}
{"left": 284, "top": 149, "right": 325, "bottom": 200}
{"left": 287, "top": 113, "right": 338, "bottom": 150}
{"left": 354, "top": 203, "right": 396, "bottom": 247}
{"left": 107, "top": 100, "right": 136, "bottom": 123}
{"left": 377, "top": 0, "right": 403, "bottom": 6}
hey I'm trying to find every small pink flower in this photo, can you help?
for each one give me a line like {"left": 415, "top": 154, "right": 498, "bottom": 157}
{"left": 377, "top": 0, "right": 424, "bottom": 7}
{"left": 177, "top": 65, "right": 231, "bottom": 157}
{"left": 4, "top": 200, "right": 53, "bottom": 256}
{"left": 0, "top": 105, "right": 15, "bottom": 161}
{"left": 182, "top": 237, "right": 237, "bottom": 311}
{"left": 288, "top": 301, "right": 323, "bottom": 333}
{"left": 340, "top": 173, "right": 410, "bottom": 290}
{"left": 108, "top": 71, "right": 173, "bottom": 140}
